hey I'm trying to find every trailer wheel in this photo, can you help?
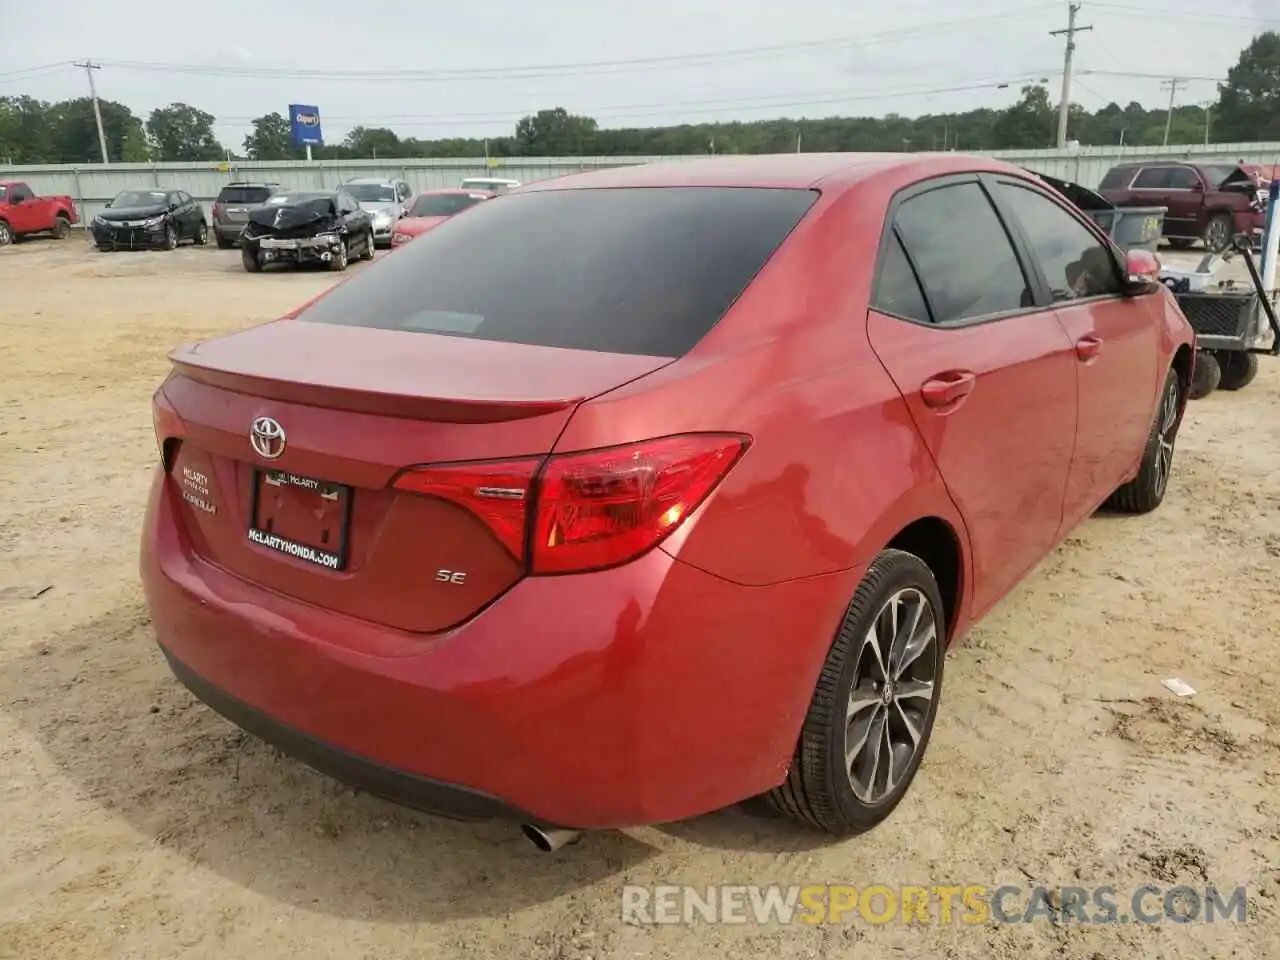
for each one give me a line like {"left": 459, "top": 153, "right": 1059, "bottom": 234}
{"left": 1188, "top": 351, "right": 1221, "bottom": 399}
{"left": 1217, "top": 352, "right": 1258, "bottom": 391}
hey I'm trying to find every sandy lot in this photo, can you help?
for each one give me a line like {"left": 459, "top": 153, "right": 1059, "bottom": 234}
{"left": 1, "top": 234, "right": 1278, "bottom": 960}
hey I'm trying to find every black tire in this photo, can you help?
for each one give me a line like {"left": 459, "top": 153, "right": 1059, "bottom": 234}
{"left": 360, "top": 229, "right": 375, "bottom": 261}
{"left": 1203, "top": 212, "right": 1234, "bottom": 254}
{"left": 163, "top": 223, "right": 178, "bottom": 251}
{"left": 52, "top": 215, "right": 72, "bottom": 240}
{"left": 241, "top": 246, "right": 263, "bottom": 273}
{"left": 329, "top": 238, "right": 349, "bottom": 272}
{"left": 1217, "top": 352, "right": 1258, "bottom": 391}
{"left": 194, "top": 221, "right": 208, "bottom": 246}
{"left": 1188, "top": 351, "right": 1221, "bottom": 400}
{"left": 216, "top": 236, "right": 234, "bottom": 250}
{"left": 0, "top": 220, "right": 12, "bottom": 246}
{"left": 1166, "top": 237, "right": 1194, "bottom": 250}
{"left": 1107, "top": 367, "right": 1182, "bottom": 514}
{"left": 761, "top": 549, "right": 946, "bottom": 835}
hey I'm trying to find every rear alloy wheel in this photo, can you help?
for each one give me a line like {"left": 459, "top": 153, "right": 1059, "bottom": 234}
{"left": 1188, "top": 351, "right": 1221, "bottom": 400}
{"left": 241, "top": 246, "right": 263, "bottom": 273}
{"left": 1203, "top": 213, "right": 1234, "bottom": 254}
{"left": 329, "top": 238, "right": 349, "bottom": 272}
{"left": 0, "top": 221, "right": 12, "bottom": 246}
{"left": 194, "top": 222, "right": 208, "bottom": 246}
{"left": 52, "top": 215, "right": 72, "bottom": 240}
{"left": 360, "top": 229, "right": 375, "bottom": 261}
{"left": 1107, "top": 367, "right": 1182, "bottom": 514}
{"left": 163, "top": 224, "right": 178, "bottom": 251}
{"left": 762, "top": 549, "right": 945, "bottom": 835}
{"left": 1217, "top": 352, "right": 1258, "bottom": 391}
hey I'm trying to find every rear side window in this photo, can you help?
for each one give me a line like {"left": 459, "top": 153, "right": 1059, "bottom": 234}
{"left": 892, "top": 182, "right": 1032, "bottom": 323}
{"left": 1166, "top": 167, "right": 1201, "bottom": 189}
{"left": 299, "top": 186, "right": 818, "bottom": 357}
{"left": 995, "top": 183, "right": 1122, "bottom": 301}
{"left": 1098, "top": 167, "right": 1131, "bottom": 190}
{"left": 217, "top": 186, "right": 273, "bottom": 204}
{"left": 873, "top": 232, "right": 931, "bottom": 322}
{"left": 1132, "top": 167, "right": 1173, "bottom": 189}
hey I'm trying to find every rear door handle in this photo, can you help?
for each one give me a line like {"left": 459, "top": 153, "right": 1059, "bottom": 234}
{"left": 921, "top": 371, "right": 976, "bottom": 409}
{"left": 1075, "top": 335, "right": 1104, "bottom": 361}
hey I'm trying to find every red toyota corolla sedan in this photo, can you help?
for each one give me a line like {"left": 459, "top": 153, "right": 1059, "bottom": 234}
{"left": 142, "top": 153, "right": 1195, "bottom": 847}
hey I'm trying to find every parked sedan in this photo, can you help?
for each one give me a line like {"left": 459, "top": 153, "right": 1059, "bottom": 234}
{"left": 391, "top": 189, "right": 494, "bottom": 245}
{"left": 142, "top": 154, "right": 1194, "bottom": 847}
{"left": 239, "top": 190, "right": 374, "bottom": 272}
{"left": 91, "top": 188, "right": 208, "bottom": 251}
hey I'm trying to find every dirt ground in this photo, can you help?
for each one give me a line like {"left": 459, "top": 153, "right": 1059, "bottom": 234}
{"left": 1, "top": 233, "right": 1278, "bottom": 960}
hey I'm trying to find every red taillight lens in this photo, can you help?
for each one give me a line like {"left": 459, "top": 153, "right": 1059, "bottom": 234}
{"left": 393, "top": 458, "right": 540, "bottom": 560}
{"left": 393, "top": 434, "right": 748, "bottom": 573}
{"left": 532, "top": 434, "right": 748, "bottom": 574}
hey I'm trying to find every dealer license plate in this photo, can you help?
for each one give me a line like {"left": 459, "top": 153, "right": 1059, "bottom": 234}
{"left": 248, "top": 469, "right": 351, "bottom": 570}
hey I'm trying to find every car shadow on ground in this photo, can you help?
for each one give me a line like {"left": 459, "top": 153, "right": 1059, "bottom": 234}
{"left": 0, "top": 600, "right": 657, "bottom": 921}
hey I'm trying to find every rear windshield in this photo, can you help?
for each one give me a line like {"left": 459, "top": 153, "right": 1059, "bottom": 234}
{"left": 217, "top": 185, "right": 273, "bottom": 204}
{"left": 298, "top": 186, "right": 817, "bottom": 357}
{"left": 409, "top": 193, "right": 486, "bottom": 217}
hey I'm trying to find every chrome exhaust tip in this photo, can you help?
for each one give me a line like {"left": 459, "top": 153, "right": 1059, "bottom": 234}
{"left": 520, "top": 823, "right": 581, "bottom": 852}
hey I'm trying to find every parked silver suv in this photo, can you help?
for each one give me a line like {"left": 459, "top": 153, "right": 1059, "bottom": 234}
{"left": 340, "top": 177, "right": 412, "bottom": 247}
{"left": 211, "top": 182, "right": 282, "bottom": 248}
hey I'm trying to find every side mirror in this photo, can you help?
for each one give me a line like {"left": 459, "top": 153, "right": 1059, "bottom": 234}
{"left": 1123, "top": 248, "right": 1161, "bottom": 296}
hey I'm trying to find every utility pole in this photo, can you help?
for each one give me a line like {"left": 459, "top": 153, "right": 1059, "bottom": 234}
{"left": 73, "top": 60, "right": 110, "bottom": 164}
{"left": 1200, "top": 100, "right": 1213, "bottom": 145}
{"left": 1050, "top": 2, "right": 1092, "bottom": 148}
{"left": 1160, "top": 77, "right": 1186, "bottom": 146}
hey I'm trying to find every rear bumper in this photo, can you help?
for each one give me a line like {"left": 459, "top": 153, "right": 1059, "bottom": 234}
{"left": 212, "top": 223, "right": 245, "bottom": 241}
{"left": 140, "top": 467, "right": 856, "bottom": 828}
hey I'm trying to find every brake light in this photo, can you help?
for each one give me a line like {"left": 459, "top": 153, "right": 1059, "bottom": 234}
{"left": 393, "top": 458, "right": 539, "bottom": 560}
{"left": 212, "top": 201, "right": 224, "bottom": 219}
{"left": 533, "top": 434, "right": 748, "bottom": 573}
{"left": 392, "top": 434, "right": 749, "bottom": 573}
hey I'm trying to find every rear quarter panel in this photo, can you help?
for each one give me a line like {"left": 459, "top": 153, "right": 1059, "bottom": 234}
{"left": 555, "top": 177, "right": 973, "bottom": 597}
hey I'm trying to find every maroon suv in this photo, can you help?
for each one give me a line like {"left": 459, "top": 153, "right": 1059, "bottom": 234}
{"left": 1098, "top": 160, "right": 1266, "bottom": 253}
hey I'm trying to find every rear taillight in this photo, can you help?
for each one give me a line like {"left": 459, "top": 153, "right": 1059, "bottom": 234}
{"left": 212, "top": 201, "right": 224, "bottom": 219}
{"left": 392, "top": 458, "right": 538, "bottom": 560}
{"left": 392, "top": 433, "right": 749, "bottom": 574}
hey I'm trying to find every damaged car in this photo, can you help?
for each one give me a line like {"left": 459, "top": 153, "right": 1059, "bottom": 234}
{"left": 239, "top": 190, "right": 374, "bottom": 273}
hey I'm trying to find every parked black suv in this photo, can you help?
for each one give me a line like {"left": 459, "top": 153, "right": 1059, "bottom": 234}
{"left": 211, "top": 181, "right": 282, "bottom": 248}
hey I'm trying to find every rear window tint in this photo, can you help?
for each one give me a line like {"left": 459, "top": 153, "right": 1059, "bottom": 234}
{"left": 298, "top": 186, "right": 817, "bottom": 357}
{"left": 217, "top": 186, "right": 273, "bottom": 204}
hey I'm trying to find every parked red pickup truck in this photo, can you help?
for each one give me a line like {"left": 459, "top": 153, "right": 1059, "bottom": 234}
{"left": 0, "top": 181, "right": 78, "bottom": 245}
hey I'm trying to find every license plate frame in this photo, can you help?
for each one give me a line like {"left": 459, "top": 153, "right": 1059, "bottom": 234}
{"left": 247, "top": 469, "right": 352, "bottom": 571}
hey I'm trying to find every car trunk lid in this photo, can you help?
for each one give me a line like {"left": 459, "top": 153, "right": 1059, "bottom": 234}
{"left": 161, "top": 320, "right": 672, "bottom": 632}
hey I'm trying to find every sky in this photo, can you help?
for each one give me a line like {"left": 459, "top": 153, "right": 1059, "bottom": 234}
{"left": 1, "top": 0, "right": 1277, "bottom": 150}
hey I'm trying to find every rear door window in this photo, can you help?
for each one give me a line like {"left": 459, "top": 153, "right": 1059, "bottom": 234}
{"left": 892, "top": 182, "right": 1032, "bottom": 323}
{"left": 1132, "top": 167, "right": 1174, "bottom": 189}
{"left": 1166, "top": 167, "right": 1202, "bottom": 190}
{"left": 872, "top": 231, "right": 931, "bottom": 323}
{"left": 298, "top": 186, "right": 818, "bottom": 357}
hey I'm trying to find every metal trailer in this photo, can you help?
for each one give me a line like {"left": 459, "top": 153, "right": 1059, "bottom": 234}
{"left": 1172, "top": 234, "right": 1280, "bottom": 398}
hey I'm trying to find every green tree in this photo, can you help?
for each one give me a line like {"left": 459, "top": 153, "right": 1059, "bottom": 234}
{"left": 243, "top": 112, "right": 294, "bottom": 160}
{"left": 147, "top": 102, "right": 224, "bottom": 161}
{"left": 0, "top": 95, "right": 52, "bottom": 163}
{"left": 343, "top": 125, "right": 403, "bottom": 158}
{"left": 45, "top": 98, "right": 148, "bottom": 162}
{"left": 1215, "top": 31, "right": 1280, "bottom": 141}
{"left": 514, "top": 107, "right": 598, "bottom": 155}
{"left": 990, "top": 85, "right": 1056, "bottom": 149}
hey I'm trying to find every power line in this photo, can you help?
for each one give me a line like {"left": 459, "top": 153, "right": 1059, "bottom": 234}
{"left": 1087, "top": 2, "right": 1280, "bottom": 27}
{"left": 1050, "top": 1, "right": 1093, "bottom": 147}
{"left": 88, "top": 5, "right": 1059, "bottom": 83}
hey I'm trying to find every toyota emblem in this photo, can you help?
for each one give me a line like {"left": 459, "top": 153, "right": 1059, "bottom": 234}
{"left": 250, "top": 416, "right": 286, "bottom": 460}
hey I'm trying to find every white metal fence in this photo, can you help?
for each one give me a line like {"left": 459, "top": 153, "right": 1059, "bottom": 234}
{"left": 4, "top": 143, "right": 1279, "bottom": 223}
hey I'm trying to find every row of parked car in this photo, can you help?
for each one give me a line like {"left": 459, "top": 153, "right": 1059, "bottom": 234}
{"left": 0, "top": 175, "right": 518, "bottom": 270}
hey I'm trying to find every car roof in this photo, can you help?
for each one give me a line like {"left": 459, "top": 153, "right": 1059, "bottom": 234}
{"left": 520, "top": 153, "right": 1037, "bottom": 194}
{"left": 344, "top": 177, "right": 396, "bottom": 184}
